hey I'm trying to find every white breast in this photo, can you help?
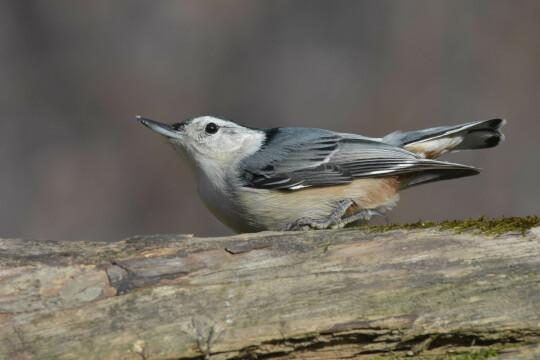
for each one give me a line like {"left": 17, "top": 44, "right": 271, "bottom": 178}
{"left": 196, "top": 172, "right": 253, "bottom": 233}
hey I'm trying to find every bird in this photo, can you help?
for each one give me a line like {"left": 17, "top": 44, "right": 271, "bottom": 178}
{"left": 138, "top": 115, "right": 506, "bottom": 233}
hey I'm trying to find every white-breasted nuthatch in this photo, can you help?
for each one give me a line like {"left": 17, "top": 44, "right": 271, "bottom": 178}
{"left": 138, "top": 115, "right": 506, "bottom": 232}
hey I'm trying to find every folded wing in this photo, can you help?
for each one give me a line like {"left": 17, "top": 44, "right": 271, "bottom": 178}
{"left": 240, "top": 128, "right": 479, "bottom": 191}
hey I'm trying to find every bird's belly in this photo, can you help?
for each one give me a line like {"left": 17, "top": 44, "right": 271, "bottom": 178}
{"left": 237, "top": 178, "right": 400, "bottom": 231}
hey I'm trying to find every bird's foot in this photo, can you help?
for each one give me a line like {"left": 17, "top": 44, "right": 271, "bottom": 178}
{"left": 283, "top": 199, "right": 371, "bottom": 231}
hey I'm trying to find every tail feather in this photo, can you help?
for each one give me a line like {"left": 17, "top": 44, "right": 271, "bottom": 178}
{"left": 384, "top": 118, "right": 506, "bottom": 158}
{"left": 454, "top": 119, "right": 506, "bottom": 150}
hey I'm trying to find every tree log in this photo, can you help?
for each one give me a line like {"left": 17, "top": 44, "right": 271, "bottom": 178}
{"left": 1, "top": 224, "right": 540, "bottom": 359}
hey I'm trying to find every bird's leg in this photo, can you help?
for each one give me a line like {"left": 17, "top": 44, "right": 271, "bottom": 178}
{"left": 283, "top": 199, "right": 356, "bottom": 231}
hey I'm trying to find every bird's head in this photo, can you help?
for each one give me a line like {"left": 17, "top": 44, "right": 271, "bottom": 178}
{"left": 138, "top": 115, "right": 264, "bottom": 175}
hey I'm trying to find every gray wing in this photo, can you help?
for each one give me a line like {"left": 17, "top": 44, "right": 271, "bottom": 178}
{"left": 240, "top": 127, "right": 478, "bottom": 190}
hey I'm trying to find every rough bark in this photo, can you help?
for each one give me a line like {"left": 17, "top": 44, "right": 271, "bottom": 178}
{"left": 1, "top": 225, "right": 540, "bottom": 359}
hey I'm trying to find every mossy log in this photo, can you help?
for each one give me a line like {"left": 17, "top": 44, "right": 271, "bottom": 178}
{"left": 1, "top": 220, "right": 540, "bottom": 359}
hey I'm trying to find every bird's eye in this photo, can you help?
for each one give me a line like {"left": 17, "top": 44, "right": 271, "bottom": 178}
{"left": 171, "top": 122, "right": 183, "bottom": 131}
{"left": 205, "top": 122, "right": 219, "bottom": 134}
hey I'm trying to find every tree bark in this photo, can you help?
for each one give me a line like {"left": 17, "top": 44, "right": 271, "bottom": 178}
{"left": 1, "top": 226, "right": 540, "bottom": 359}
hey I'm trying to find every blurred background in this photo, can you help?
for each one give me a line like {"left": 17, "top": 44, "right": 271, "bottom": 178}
{"left": 1, "top": 0, "right": 539, "bottom": 241}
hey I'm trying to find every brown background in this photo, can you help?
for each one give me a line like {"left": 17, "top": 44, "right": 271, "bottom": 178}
{"left": 1, "top": 0, "right": 539, "bottom": 241}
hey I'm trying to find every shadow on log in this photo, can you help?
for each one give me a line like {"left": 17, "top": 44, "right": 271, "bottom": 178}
{"left": 1, "top": 220, "right": 540, "bottom": 359}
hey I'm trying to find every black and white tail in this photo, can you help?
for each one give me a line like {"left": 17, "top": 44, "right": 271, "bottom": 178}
{"left": 383, "top": 118, "right": 506, "bottom": 159}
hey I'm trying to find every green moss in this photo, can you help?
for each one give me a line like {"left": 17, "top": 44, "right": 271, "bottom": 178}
{"left": 357, "top": 216, "right": 540, "bottom": 236}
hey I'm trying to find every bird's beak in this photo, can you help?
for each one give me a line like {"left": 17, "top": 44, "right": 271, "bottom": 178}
{"left": 136, "top": 115, "right": 181, "bottom": 139}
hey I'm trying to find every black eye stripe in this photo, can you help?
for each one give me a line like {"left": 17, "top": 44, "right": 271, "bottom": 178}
{"left": 171, "top": 123, "right": 184, "bottom": 131}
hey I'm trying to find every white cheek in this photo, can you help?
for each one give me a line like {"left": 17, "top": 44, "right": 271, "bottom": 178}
{"left": 179, "top": 129, "right": 265, "bottom": 176}
{"left": 213, "top": 137, "right": 244, "bottom": 160}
